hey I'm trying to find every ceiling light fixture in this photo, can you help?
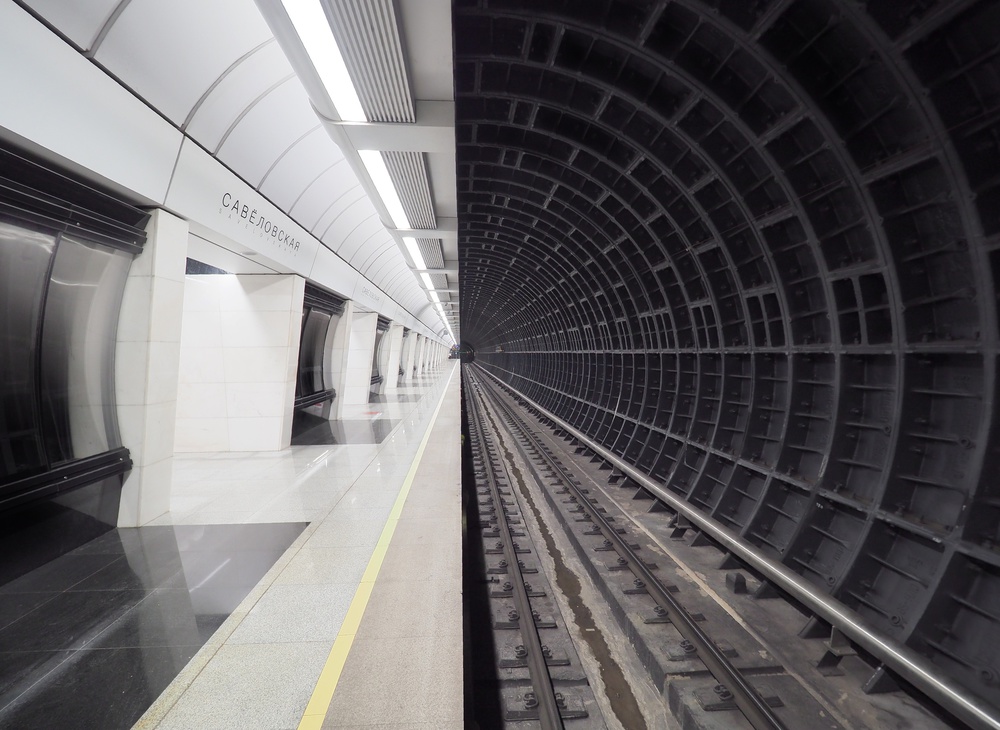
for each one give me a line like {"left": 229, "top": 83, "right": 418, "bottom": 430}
{"left": 420, "top": 272, "right": 434, "bottom": 289}
{"left": 358, "top": 150, "right": 410, "bottom": 229}
{"left": 280, "top": 0, "right": 366, "bottom": 122}
{"left": 432, "top": 300, "right": 453, "bottom": 341}
{"left": 402, "top": 236, "right": 426, "bottom": 270}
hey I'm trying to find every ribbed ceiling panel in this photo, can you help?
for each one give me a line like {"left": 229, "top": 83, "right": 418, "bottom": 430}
{"left": 418, "top": 237, "right": 444, "bottom": 268}
{"left": 325, "top": 0, "right": 414, "bottom": 123}
{"left": 383, "top": 151, "right": 436, "bottom": 228}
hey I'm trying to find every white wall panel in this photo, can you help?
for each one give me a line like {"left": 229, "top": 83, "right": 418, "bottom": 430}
{"left": 308, "top": 247, "right": 361, "bottom": 301}
{"left": 380, "top": 300, "right": 401, "bottom": 323}
{"left": 0, "top": 3, "right": 182, "bottom": 204}
{"left": 174, "top": 274, "right": 303, "bottom": 452}
{"left": 342, "top": 312, "right": 377, "bottom": 406}
{"left": 351, "top": 278, "right": 388, "bottom": 314}
{"left": 115, "top": 209, "right": 189, "bottom": 526}
{"left": 165, "top": 139, "right": 320, "bottom": 275}
{"left": 21, "top": 0, "right": 120, "bottom": 50}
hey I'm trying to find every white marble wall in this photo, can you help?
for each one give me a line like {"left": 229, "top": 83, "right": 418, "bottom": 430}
{"left": 416, "top": 336, "right": 427, "bottom": 376}
{"left": 411, "top": 335, "right": 421, "bottom": 377}
{"left": 327, "top": 299, "right": 354, "bottom": 419}
{"left": 116, "top": 209, "right": 188, "bottom": 526}
{"left": 383, "top": 324, "right": 405, "bottom": 393}
{"left": 399, "top": 332, "right": 414, "bottom": 383}
{"left": 174, "top": 274, "right": 304, "bottom": 452}
{"left": 342, "top": 311, "right": 378, "bottom": 405}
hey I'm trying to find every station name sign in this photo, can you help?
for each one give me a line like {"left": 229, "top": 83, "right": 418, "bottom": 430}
{"left": 220, "top": 191, "right": 301, "bottom": 255}
{"left": 359, "top": 283, "right": 382, "bottom": 305}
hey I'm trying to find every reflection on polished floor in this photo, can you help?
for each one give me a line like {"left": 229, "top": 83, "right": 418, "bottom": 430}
{"left": 0, "top": 369, "right": 458, "bottom": 729}
{"left": 291, "top": 412, "right": 400, "bottom": 446}
{"left": 0, "top": 523, "right": 305, "bottom": 729}
{"left": 368, "top": 393, "right": 420, "bottom": 403}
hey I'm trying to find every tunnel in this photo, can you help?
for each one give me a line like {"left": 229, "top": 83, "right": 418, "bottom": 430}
{"left": 455, "top": 0, "right": 1000, "bottom": 713}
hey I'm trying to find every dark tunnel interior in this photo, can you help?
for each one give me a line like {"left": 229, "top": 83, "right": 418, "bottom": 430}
{"left": 455, "top": 0, "right": 1000, "bottom": 711}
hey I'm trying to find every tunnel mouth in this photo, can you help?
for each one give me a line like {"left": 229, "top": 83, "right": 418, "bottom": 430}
{"left": 455, "top": 0, "right": 1000, "bottom": 715}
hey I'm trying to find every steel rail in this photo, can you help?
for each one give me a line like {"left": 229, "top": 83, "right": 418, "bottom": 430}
{"left": 466, "top": 380, "right": 565, "bottom": 729}
{"left": 471, "top": 364, "right": 1000, "bottom": 730}
{"left": 475, "top": 371, "right": 788, "bottom": 730}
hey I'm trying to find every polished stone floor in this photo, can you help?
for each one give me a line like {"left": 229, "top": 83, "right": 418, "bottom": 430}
{"left": 291, "top": 413, "right": 400, "bottom": 446}
{"left": 0, "top": 523, "right": 306, "bottom": 729}
{"left": 145, "top": 368, "right": 462, "bottom": 729}
{"left": 0, "top": 368, "right": 461, "bottom": 730}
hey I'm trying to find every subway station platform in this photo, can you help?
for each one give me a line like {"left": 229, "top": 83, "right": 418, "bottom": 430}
{"left": 0, "top": 363, "right": 461, "bottom": 730}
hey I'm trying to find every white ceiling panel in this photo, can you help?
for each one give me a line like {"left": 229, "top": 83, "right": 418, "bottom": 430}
{"left": 335, "top": 211, "right": 391, "bottom": 264}
{"left": 21, "top": 0, "right": 120, "bottom": 50}
{"left": 289, "top": 164, "right": 360, "bottom": 231}
{"left": 216, "top": 79, "right": 318, "bottom": 187}
{"left": 316, "top": 191, "right": 379, "bottom": 242}
{"left": 426, "top": 151, "right": 458, "bottom": 219}
{"left": 185, "top": 40, "right": 290, "bottom": 151}
{"left": 368, "top": 249, "right": 411, "bottom": 286}
{"left": 397, "top": 0, "right": 454, "bottom": 102}
{"left": 357, "top": 242, "right": 396, "bottom": 275}
{"left": 365, "top": 248, "right": 406, "bottom": 280}
{"left": 312, "top": 180, "right": 371, "bottom": 229}
{"left": 315, "top": 187, "right": 368, "bottom": 240}
{"left": 344, "top": 229, "right": 391, "bottom": 270}
{"left": 95, "top": 0, "right": 273, "bottom": 125}
{"left": 382, "top": 266, "right": 413, "bottom": 300}
{"left": 259, "top": 127, "right": 342, "bottom": 211}
{"left": 381, "top": 264, "right": 407, "bottom": 293}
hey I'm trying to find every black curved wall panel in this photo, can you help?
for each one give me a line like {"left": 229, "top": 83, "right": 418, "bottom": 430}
{"left": 456, "top": 0, "right": 1000, "bottom": 709}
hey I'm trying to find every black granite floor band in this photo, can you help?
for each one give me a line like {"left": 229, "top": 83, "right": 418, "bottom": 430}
{"left": 291, "top": 414, "right": 400, "bottom": 445}
{"left": 368, "top": 394, "right": 420, "bottom": 403}
{"left": 0, "top": 522, "right": 306, "bottom": 729}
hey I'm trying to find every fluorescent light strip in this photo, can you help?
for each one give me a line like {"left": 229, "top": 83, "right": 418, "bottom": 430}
{"left": 402, "top": 236, "right": 426, "bottom": 270}
{"left": 359, "top": 150, "right": 410, "bottom": 229}
{"left": 281, "top": 0, "right": 365, "bottom": 122}
{"left": 420, "top": 272, "right": 434, "bottom": 289}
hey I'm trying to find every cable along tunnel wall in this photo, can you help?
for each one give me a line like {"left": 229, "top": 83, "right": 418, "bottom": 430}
{"left": 455, "top": 0, "right": 1000, "bottom": 716}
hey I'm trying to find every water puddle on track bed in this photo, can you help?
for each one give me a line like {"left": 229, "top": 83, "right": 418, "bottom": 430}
{"left": 484, "top": 405, "right": 649, "bottom": 730}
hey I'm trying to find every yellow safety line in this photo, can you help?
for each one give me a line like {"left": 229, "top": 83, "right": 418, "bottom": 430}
{"left": 297, "top": 367, "right": 456, "bottom": 730}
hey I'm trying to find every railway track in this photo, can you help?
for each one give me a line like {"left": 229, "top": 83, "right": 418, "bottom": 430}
{"left": 469, "top": 367, "right": 791, "bottom": 730}
{"left": 464, "top": 365, "right": 908, "bottom": 729}
{"left": 465, "top": 371, "right": 604, "bottom": 728}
